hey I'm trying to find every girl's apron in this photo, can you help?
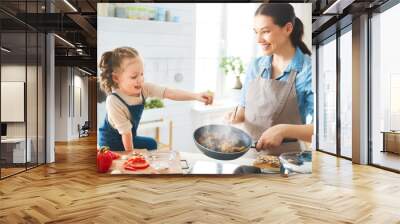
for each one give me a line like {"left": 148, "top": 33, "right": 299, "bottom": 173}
{"left": 98, "top": 92, "right": 145, "bottom": 151}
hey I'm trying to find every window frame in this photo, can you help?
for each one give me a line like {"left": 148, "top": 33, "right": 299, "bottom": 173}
{"left": 315, "top": 23, "right": 353, "bottom": 161}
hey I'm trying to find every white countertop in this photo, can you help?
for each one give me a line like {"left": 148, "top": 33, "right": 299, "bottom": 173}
{"left": 191, "top": 99, "right": 237, "bottom": 114}
{"left": 179, "top": 149, "right": 261, "bottom": 174}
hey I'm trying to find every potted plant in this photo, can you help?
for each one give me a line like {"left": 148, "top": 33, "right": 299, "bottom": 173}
{"left": 141, "top": 98, "right": 165, "bottom": 122}
{"left": 219, "top": 56, "right": 245, "bottom": 89}
{"left": 144, "top": 98, "right": 164, "bottom": 110}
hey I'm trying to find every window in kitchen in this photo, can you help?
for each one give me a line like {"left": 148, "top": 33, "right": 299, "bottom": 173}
{"left": 317, "top": 35, "right": 337, "bottom": 155}
{"left": 194, "top": 4, "right": 222, "bottom": 96}
{"left": 195, "top": 3, "right": 311, "bottom": 103}
{"left": 339, "top": 27, "right": 352, "bottom": 159}
{"left": 370, "top": 2, "right": 400, "bottom": 171}
{"left": 222, "top": 3, "right": 258, "bottom": 98}
{"left": 194, "top": 3, "right": 258, "bottom": 100}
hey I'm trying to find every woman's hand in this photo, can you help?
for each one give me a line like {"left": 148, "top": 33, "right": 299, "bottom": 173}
{"left": 196, "top": 91, "right": 213, "bottom": 105}
{"left": 256, "top": 124, "right": 313, "bottom": 150}
{"left": 256, "top": 124, "right": 287, "bottom": 150}
{"left": 224, "top": 106, "right": 245, "bottom": 124}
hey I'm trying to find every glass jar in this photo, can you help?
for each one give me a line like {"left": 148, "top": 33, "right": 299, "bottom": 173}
{"left": 148, "top": 151, "right": 177, "bottom": 170}
{"left": 279, "top": 151, "right": 312, "bottom": 175}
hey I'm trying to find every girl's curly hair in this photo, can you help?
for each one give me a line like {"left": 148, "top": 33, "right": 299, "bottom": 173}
{"left": 98, "top": 47, "right": 139, "bottom": 94}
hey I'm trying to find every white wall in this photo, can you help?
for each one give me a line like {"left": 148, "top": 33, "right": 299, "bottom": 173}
{"left": 97, "top": 3, "right": 197, "bottom": 151}
{"left": 1, "top": 65, "right": 35, "bottom": 137}
{"left": 292, "top": 3, "right": 312, "bottom": 52}
{"left": 55, "top": 67, "right": 89, "bottom": 141}
{"left": 55, "top": 67, "right": 68, "bottom": 141}
{"left": 1, "top": 64, "right": 45, "bottom": 163}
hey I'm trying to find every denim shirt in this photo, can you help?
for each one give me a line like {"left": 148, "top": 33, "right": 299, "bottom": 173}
{"left": 239, "top": 47, "right": 314, "bottom": 124}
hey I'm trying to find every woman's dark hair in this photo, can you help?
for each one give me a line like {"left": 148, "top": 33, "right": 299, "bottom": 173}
{"left": 255, "top": 3, "right": 311, "bottom": 55}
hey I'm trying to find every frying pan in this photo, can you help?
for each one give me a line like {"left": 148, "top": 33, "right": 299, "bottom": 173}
{"left": 193, "top": 124, "right": 297, "bottom": 160}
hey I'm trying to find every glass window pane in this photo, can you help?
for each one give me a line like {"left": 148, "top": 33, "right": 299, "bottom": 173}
{"left": 371, "top": 3, "right": 400, "bottom": 171}
{"left": 317, "top": 37, "right": 337, "bottom": 154}
{"left": 0, "top": 0, "right": 46, "bottom": 179}
{"left": 27, "top": 31, "right": 38, "bottom": 169}
{"left": 340, "top": 29, "right": 352, "bottom": 158}
{"left": 38, "top": 32, "right": 45, "bottom": 165}
{"left": 1, "top": 9, "right": 28, "bottom": 177}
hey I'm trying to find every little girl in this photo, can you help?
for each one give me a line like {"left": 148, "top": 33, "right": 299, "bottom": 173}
{"left": 98, "top": 47, "right": 213, "bottom": 152}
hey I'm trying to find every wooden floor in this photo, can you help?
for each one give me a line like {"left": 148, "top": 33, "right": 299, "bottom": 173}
{"left": 1, "top": 135, "right": 400, "bottom": 223}
{"left": 1, "top": 167, "right": 26, "bottom": 178}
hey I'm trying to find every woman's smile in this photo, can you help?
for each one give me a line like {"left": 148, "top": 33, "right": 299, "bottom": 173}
{"left": 259, "top": 43, "right": 271, "bottom": 51}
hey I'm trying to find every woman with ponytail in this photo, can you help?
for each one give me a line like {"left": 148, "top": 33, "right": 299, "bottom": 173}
{"left": 225, "top": 3, "right": 313, "bottom": 155}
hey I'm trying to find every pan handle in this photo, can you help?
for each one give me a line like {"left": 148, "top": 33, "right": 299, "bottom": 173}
{"left": 250, "top": 138, "right": 298, "bottom": 149}
{"left": 250, "top": 141, "right": 258, "bottom": 149}
{"left": 282, "top": 138, "right": 298, "bottom": 143}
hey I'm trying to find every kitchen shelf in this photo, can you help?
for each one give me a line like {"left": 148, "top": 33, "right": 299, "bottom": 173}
{"left": 98, "top": 16, "right": 188, "bottom": 35}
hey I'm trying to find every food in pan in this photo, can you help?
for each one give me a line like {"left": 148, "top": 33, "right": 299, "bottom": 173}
{"left": 220, "top": 143, "right": 246, "bottom": 153}
{"left": 198, "top": 133, "right": 246, "bottom": 153}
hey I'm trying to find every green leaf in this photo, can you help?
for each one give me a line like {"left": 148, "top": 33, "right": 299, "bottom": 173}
{"left": 219, "top": 56, "right": 245, "bottom": 77}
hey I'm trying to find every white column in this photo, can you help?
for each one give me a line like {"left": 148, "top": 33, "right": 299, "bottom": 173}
{"left": 352, "top": 14, "right": 369, "bottom": 164}
{"left": 46, "top": 33, "right": 55, "bottom": 163}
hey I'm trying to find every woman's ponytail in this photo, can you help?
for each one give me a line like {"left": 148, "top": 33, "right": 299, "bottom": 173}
{"left": 290, "top": 17, "right": 311, "bottom": 55}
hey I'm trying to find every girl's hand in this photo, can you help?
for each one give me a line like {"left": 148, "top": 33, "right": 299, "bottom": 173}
{"left": 256, "top": 124, "right": 288, "bottom": 150}
{"left": 196, "top": 91, "right": 213, "bottom": 105}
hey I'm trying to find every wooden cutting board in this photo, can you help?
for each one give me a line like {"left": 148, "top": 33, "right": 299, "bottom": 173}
{"left": 108, "top": 150, "right": 184, "bottom": 174}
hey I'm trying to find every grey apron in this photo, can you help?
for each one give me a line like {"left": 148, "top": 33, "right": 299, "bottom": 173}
{"left": 244, "top": 67, "right": 303, "bottom": 156}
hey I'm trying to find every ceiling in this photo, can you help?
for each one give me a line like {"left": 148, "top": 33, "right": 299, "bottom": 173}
{"left": 311, "top": 0, "right": 391, "bottom": 43}
{"left": 0, "top": 0, "right": 97, "bottom": 75}
{"left": 0, "top": 0, "right": 395, "bottom": 75}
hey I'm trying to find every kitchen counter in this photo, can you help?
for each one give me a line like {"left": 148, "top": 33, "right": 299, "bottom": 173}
{"left": 180, "top": 151, "right": 255, "bottom": 174}
{"left": 108, "top": 150, "right": 184, "bottom": 174}
{"left": 108, "top": 148, "right": 279, "bottom": 175}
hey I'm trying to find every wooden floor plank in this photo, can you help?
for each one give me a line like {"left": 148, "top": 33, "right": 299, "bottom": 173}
{"left": 0, "top": 135, "right": 399, "bottom": 223}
